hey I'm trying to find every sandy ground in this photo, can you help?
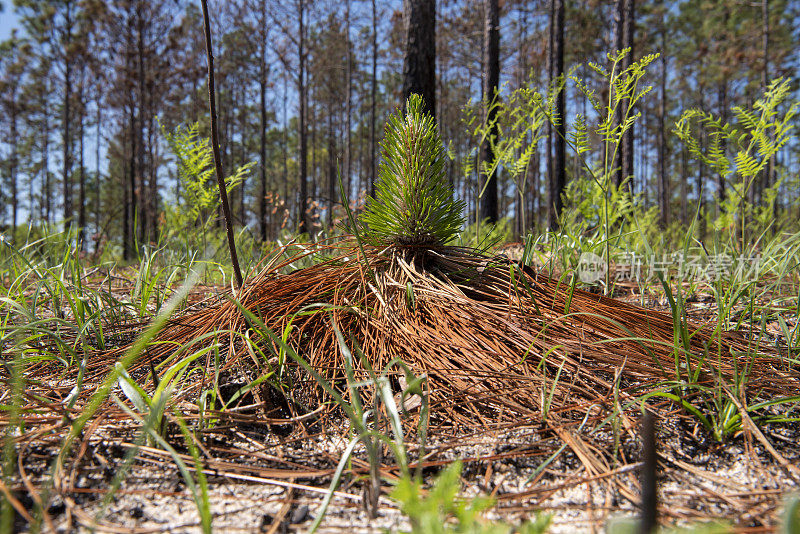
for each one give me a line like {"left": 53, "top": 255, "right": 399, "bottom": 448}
{"left": 20, "top": 417, "right": 798, "bottom": 533}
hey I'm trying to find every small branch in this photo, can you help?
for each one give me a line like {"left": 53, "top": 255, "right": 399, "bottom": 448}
{"left": 200, "top": 0, "right": 244, "bottom": 290}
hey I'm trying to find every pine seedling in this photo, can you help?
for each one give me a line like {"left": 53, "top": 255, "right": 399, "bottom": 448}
{"left": 361, "top": 94, "right": 465, "bottom": 248}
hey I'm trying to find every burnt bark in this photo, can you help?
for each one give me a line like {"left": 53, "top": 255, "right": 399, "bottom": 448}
{"left": 136, "top": 6, "right": 147, "bottom": 244}
{"left": 298, "top": 0, "right": 309, "bottom": 234}
{"left": 43, "top": 79, "right": 51, "bottom": 224}
{"left": 10, "top": 89, "right": 18, "bottom": 239}
{"left": 345, "top": 0, "right": 352, "bottom": 202}
{"left": 78, "top": 67, "right": 86, "bottom": 248}
{"left": 658, "top": 35, "right": 669, "bottom": 227}
{"left": 548, "top": 0, "right": 565, "bottom": 230}
{"left": 402, "top": 0, "right": 436, "bottom": 118}
{"left": 480, "top": 0, "right": 499, "bottom": 224}
{"left": 615, "top": 0, "right": 635, "bottom": 193}
{"left": 327, "top": 111, "right": 336, "bottom": 229}
{"left": 369, "top": 0, "right": 378, "bottom": 198}
{"left": 63, "top": 1, "right": 74, "bottom": 232}
{"left": 259, "top": 1, "right": 268, "bottom": 242}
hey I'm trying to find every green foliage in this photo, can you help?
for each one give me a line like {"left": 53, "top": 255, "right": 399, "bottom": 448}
{"left": 226, "top": 298, "right": 431, "bottom": 531}
{"left": 566, "top": 50, "right": 658, "bottom": 291}
{"left": 608, "top": 517, "right": 731, "bottom": 534}
{"left": 674, "top": 78, "right": 798, "bottom": 243}
{"left": 393, "top": 461, "right": 550, "bottom": 534}
{"left": 783, "top": 494, "right": 800, "bottom": 534}
{"left": 463, "top": 80, "right": 554, "bottom": 235}
{"left": 583, "top": 50, "right": 658, "bottom": 160}
{"left": 361, "top": 94, "right": 466, "bottom": 247}
{"left": 162, "top": 121, "right": 254, "bottom": 243}
{"left": 458, "top": 217, "right": 516, "bottom": 251}
{"left": 561, "top": 175, "right": 634, "bottom": 233}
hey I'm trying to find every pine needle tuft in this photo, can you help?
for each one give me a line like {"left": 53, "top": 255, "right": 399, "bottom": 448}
{"left": 361, "top": 94, "right": 465, "bottom": 248}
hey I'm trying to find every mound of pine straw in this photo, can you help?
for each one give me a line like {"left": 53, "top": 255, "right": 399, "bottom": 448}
{"left": 6, "top": 239, "right": 800, "bottom": 531}
{"left": 109, "top": 239, "right": 798, "bottom": 432}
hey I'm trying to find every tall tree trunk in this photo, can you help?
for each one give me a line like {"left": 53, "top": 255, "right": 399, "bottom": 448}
{"left": 715, "top": 5, "right": 728, "bottom": 208}
{"left": 298, "top": 0, "right": 309, "bottom": 234}
{"left": 680, "top": 143, "right": 687, "bottom": 225}
{"left": 136, "top": 8, "right": 147, "bottom": 244}
{"left": 622, "top": 0, "right": 634, "bottom": 193}
{"left": 658, "top": 38, "right": 669, "bottom": 227}
{"left": 43, "top": 81, "right": 51, "bottom": 224}
{"left": 548, "top": 0, "right": 565, "bottom": 229}
{"left": 95, "top": 101, "right": 102, "bottom": 253}
{"left": 125, "top": 102, "right": 136, "bottom": 260}
{"left": 259, "top": 5, "right": 268, "bottom": 242}
{"left": 310, "top": 95, "right": 317, "bottom": 205}
{"left": 615, "top": 0, "right": 635, "bottom": 193}
{"left": 147, "top": 82, "right": 158, "bottom": 240}
{"left": 531, "top": 142, "right": 539, "bottom": 230}
{"left": 369, "top": 0, "right": 378, "bottom": 198}
{"left": 63, "top": 1, "right": 74, "bottom": 232}
{"left": 717, "top": 80, "right": 728, "bottom": 206}
{"left": 239, "top": 86, "right": 246, "bottom": 224}
{"left": 480, "top": 0, "right": 499, "bottom": 224}
{"left": 545, "top": 0, "right": 554, "bottom": 228}
{"left": 10, "top": 93, "right": 18, "bottom": 240}
{"left": 327, "top": 111, "right": 336, "bottom": 229}
{"left": 282, "top": 69, "right": 289, "bottom": 218}
{"left": 78, "top": 70, "right": 87, "bottom": 248}
{"left": 762, "top": 0, "right": 772, "bottom": 205}
{"left": 402, "top": 0, "right": 436, "bottom": 118}
{"left": 345, "top": 0, "right": 353, "bottom": 201}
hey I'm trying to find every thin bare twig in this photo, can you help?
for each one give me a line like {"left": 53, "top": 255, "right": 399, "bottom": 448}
{"left": 200, "top": 0, "right": 244, "bottom": 290}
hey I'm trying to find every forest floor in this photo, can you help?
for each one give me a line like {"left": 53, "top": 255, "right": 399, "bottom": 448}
{"left": 6, "top": 246, "right": 800, "bottom": 534}
{"left": 37, "top": 412, "right": 799, "bottom": 533}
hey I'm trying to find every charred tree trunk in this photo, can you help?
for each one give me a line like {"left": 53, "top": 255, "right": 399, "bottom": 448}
{"left": 717, "top": 80, "right": 728, "bottom": 206}
{"left": 622, "top": 0, "right": 634, "bottom": 193}
{"left": 680, "top": 143, "right": 688, "bottom": 225}
{"left": 402, "top": 0, "right": 436, "bottom": 119}
{"left": 615, "top": 0, "right": 635, "bottom": 193}
{"left": 63, "top": 2, "right": 74, "bottom": 232}
{"left": 658, "top": 38, "right": 669, "bottom": 227}
{"left": 10, "top": 91, "right": 18, "bottom": 239}
{"left": 259, "top": 17, "right": 268, "bottom": 242}
{"left": 125, "top": 101, "right": 136, "bottom": 260}
{"left": 298, "top": 0, "right": 309, "bottom": 234}
{"left": 282, "top": 69, "right": 289, "bottom": 220}
{"left": 345, "top": 0, "right": 353, "bottom": 201}
{"left": 78, "top": 69, "right": 87, "bottom": 248}
{"left": 762, "top": 0, "right": 772, "bottom": 206}
{"left": 480, "top": 0, "right": 499, "bottom": 224}
{"left": 147, "top": 79, "right": 158, "bottom": 240}
{"left": 545, "top": 0, "right": 554, "bottom": 228}
{"left": 327, "top": 111, "right": 336, "bottom": 229}
{"left": 548, "top": 0, "right": 565, "bottom": 229}
{"left": 95, "top": 101, "right": 102, "bottom": 253}
{"left": 42, "top": 80, "right": 51, "bottom": 224}
{"left": 369, "top": 0, "right": 378, "bottom": 198}
{"left": 136, "top": 8, "right": 147, "bottom": 244}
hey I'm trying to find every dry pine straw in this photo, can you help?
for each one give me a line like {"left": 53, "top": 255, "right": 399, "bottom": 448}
{"left": 4, "top": 240, "right": 800, "bottom": 530}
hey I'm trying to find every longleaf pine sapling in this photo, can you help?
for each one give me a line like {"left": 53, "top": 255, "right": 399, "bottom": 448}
{"left": 361, "top": 94, "right": 465, "bottom": 249}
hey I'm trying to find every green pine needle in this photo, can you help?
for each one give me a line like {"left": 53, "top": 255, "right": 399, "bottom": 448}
{"left": 361, "top": 94, "right": 465, "bottom": 248}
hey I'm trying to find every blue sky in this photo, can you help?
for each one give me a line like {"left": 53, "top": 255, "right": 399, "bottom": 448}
{"left": 1, "top": 1, "right": 21, "bottom": 41}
